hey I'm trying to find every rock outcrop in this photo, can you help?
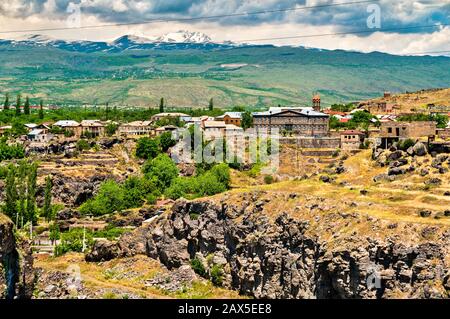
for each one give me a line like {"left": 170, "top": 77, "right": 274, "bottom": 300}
{"left": 0, "top": 214, "right": 35, "bottom": 299}
{"left": 105, "top": 197, "right": 450, "bottom": 299}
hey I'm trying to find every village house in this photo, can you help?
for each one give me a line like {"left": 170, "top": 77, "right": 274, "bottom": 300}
{"left": 151, "top": 112, "right": 189, "bottom": 122}
{"left": 118, "top": 121, "right": 153, "bottom": 137}
{"left": 215, "top": 112, "right": 243, "bottom": 127}
{"left": 340, "top": 130, "right": 366, "bottom": 150}
{"left": 53, "top": 120, "right": 82, "bottom": 137}
{"left": 202, "top": 121, "right": 227, "bottom": 140}
{"left": 183, "top": 116, "right": 211, "bottom": 127}
{"left": 252, "top": 106, "right": 329, "bottom": 137}
{"left": 27, "top": 129, "right": 54, "bottom": 143}
{"left": 155, "top": 125, "right": 179, "bottom": 137}
{"left": 378, "top": 121, "right": 437, "bottom": 148}
{"left": 81, "top": 120, "right": 105, "bottom": 138}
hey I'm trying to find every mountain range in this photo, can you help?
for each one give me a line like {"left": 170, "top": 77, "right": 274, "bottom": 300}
{"left": 0, "top": 30, "right": 449, "bottom": 108}
{"left": 1, "top": 31, "right": 237, "bottom": 53}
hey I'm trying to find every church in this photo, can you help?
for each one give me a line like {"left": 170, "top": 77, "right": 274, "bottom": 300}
{"left": 252, "top": 95, "right": 330, "bottom": 137}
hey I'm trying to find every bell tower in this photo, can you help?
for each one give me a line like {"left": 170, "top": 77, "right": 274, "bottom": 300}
{"left": 312, "top": 94, "right": 321, "bottom": 112}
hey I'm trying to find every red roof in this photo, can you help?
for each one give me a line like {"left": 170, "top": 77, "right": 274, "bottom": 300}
{"left": 339, "top": 118, "right": 350, "bottom": 123}
{"left": 324, "top": 109, "right": 346, "bottom": 116}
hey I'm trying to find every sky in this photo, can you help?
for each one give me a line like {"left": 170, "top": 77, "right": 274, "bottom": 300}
{"left": 0, "top": 0, "right": 449, "bottom": 55}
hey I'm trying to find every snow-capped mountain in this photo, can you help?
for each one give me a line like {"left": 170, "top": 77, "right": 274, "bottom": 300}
{"left": 0, "top": 31, "right": 241, "bottom": 53}
{"left": 155, "top": 30, "right": 212, "bottom": 43}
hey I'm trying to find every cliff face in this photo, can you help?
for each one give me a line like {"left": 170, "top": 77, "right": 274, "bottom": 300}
{"left": 116, "top": 192, "right": 450, "bottom": 299}
{"left": 0, "top": 214, "right": 35, "bottom": 299}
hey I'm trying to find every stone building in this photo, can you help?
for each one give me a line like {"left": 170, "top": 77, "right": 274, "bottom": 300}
{"left": 215, "top": 112, "right": 242, "bottom": 127}
{"left": 119, "top": 121, "right": 153, "bottom": 137}
{"left": 53, "top": 120, "right": 82, "bottom": 137}
{"left": 380, "top": 121, "right": 436, "bottom": 139}
{"left": 378, "top": 121, "right": 437, "bottom": 149}
{"left": 340, "top": 130, "right": 366, "bottom": 150}
{"left": 252, "top": 107, "right": 329, "bottom": 137}
{"left": 81, "top": 120, "right": 105, "bottom": 138}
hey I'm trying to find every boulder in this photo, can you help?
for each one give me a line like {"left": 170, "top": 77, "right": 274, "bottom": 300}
{"left": 85, "top": 240, "right": 120, "bottom": 262}
{"left": 388, "top": 167, "right": 406, "bottom": 176}
{"left": 419, "top": 210, "right": 432, "bottom": 218}
{"left": 412, "top": 142, "right": 427, "bottom": 156}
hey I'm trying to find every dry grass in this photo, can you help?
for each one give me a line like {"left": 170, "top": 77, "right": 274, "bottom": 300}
{"left": 35, "top": 253, "right": 242, "bottom": 299}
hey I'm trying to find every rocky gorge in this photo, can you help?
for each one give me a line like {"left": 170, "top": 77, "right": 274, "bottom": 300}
{"left": 88, "top": 189, "right": 450, "bottom": 299}
{"left": 0, "top": 214, "right": 35, "bottom": 299}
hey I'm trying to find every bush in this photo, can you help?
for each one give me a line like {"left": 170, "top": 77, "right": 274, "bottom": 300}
{"left": 79, "top": 180, "right": 125, "bottom": 216}
{"left": 210, "top": 164, "right": 231, "bottom": 188}
{"left": 143, "top": 154, "right": 179, "bottom": 191}
{"left": 197, "top": 172, "right": 226, "bottom": 196}
{"left": 55, "top": 228, "right": 94, "bottom": 256}
{"left": 210, "top": 264, "right": 224, "bottom": 286}
{"left": 264, "top": 175, "right": 274, "bottom": 184}
{"left": 190, "top": 258, "right": 207, "bottom": 277}
{"left": 146, "top": 193, "right": 158, "bottom": 205}
{"left": 398, "top": 139, "right": 415, "bottom": 151}
{"left": 76, "top": 139, "right": 90, "bottom": 151}
{"left": 136, "top": 137, "right": 160, "bottom": 160}
{"left": 160, "top": 131, "right": 176, "bottom": 152}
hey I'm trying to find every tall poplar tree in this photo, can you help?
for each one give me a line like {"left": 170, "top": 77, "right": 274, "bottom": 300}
{"left": 24, "top": 96, "right": 30, "bottom": 115}
{"left": 3, "top": 93, "right": 10, "bottom": 110}
{"left": 15, "top": 94, "right": 21, "bottom": 116}
{"left": 39, "top": 100, "right": 44, "bottom": 119}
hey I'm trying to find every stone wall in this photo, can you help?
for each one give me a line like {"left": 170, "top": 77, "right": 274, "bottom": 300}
{"left": 280, "top": 137, "right": 341, "bottom": 149}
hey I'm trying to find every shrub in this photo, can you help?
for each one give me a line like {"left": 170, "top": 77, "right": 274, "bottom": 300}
{"left": 79, "top": 180, "right": 125, "bottom": 216}
{"left": 197, "top": 172, "right": 226, "bottom": 196}
{"left": 143, "top": 154, "right": 179, "bottom": 191}
{"left": 159, "top": 132, "right": 176, "bottom": 152}
{"left": 210, "top": 264, "right": 224, "bottom": 286}
{"left": 398, "top": 139, "right": 415, "bottom": 151}
{"left": 136, "top": 137, "right": 160, "bottom": 160}
{"left": 210, "top": 164, "right": 231, "bottom": 188}
{"left": 190, "top": 258, "right": 207, "bottom": 277}
{"left": 264, "top": 175, "right": 274, "bottom": 184}
{"left": 55, "top": 228, "right": 94, "bottom": 256}
{"left": 146, "top": 193, "right": 158, "bottom": 205}
{"left": 76, "top": 139, "right": 90, "bottom": 151}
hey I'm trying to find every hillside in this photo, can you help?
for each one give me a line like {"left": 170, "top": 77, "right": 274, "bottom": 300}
{"left": 0, "top": 36, "right": 449, "bottom": 108}
{"left": 360, "top": 88, "right": 450, "bottom": 114}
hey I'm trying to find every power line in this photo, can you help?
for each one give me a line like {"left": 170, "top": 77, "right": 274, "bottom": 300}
{"left": 235, "top": 23, "right": 450, "bottom": 42}
{"left": 0, "top": 0, "right": 381, "bottom": 34}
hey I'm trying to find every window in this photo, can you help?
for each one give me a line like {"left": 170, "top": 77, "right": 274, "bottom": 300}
{"left": 388, "top": 128, "right": 392, "bottom": 133}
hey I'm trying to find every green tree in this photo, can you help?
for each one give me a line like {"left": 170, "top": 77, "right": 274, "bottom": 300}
{"left": 49, "top": 223, "right": 60, "bottom": 245}
{"left": 105, "top": 123, "right": 118, "bottom": 136}
{"left": 3, "top": 93, "right": 10, "bottom": 110}
{"left": 4, "top": 165, "right": 18, "bottom": 221}
{"left": 43, "top": 175, "right": 53, "bottom": 221}
{"left": 15, "top": 94, "right": 21, "bottom": 116}
{"left": 208, "top": 98, "right": 214, "bottom": 111}
{"left": 17, "top": 161, "right": 27, "bottom": 226}
{"left": 241, "top": 111, "right": 253, "bottom": 130}
{"left": 38, "top": 100, "right": 44, "bottom": 119}
{"left": 80, "top": 180, "right": 125, "bottom": 216}
{"left": 24, "top": 96, "right": 30, "bottom": 115}
{"left": 160, "top": 131, "right": 176, "bottom": 152}
{"left": 159, "top": 98, "right": 165, "bottom": 113}
{"left": 26, "top": 162, "right": 38, "bottom": 225}
{"left": 136, "top": 137, "right": 160, "bottom": 160}
{"left": 143, "top": 154, "right": 179, "bottom": 191}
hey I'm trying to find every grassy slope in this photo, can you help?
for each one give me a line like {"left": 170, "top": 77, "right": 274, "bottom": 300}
{"left": 0, "top": 45, "right": 449, "bottom": 107}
